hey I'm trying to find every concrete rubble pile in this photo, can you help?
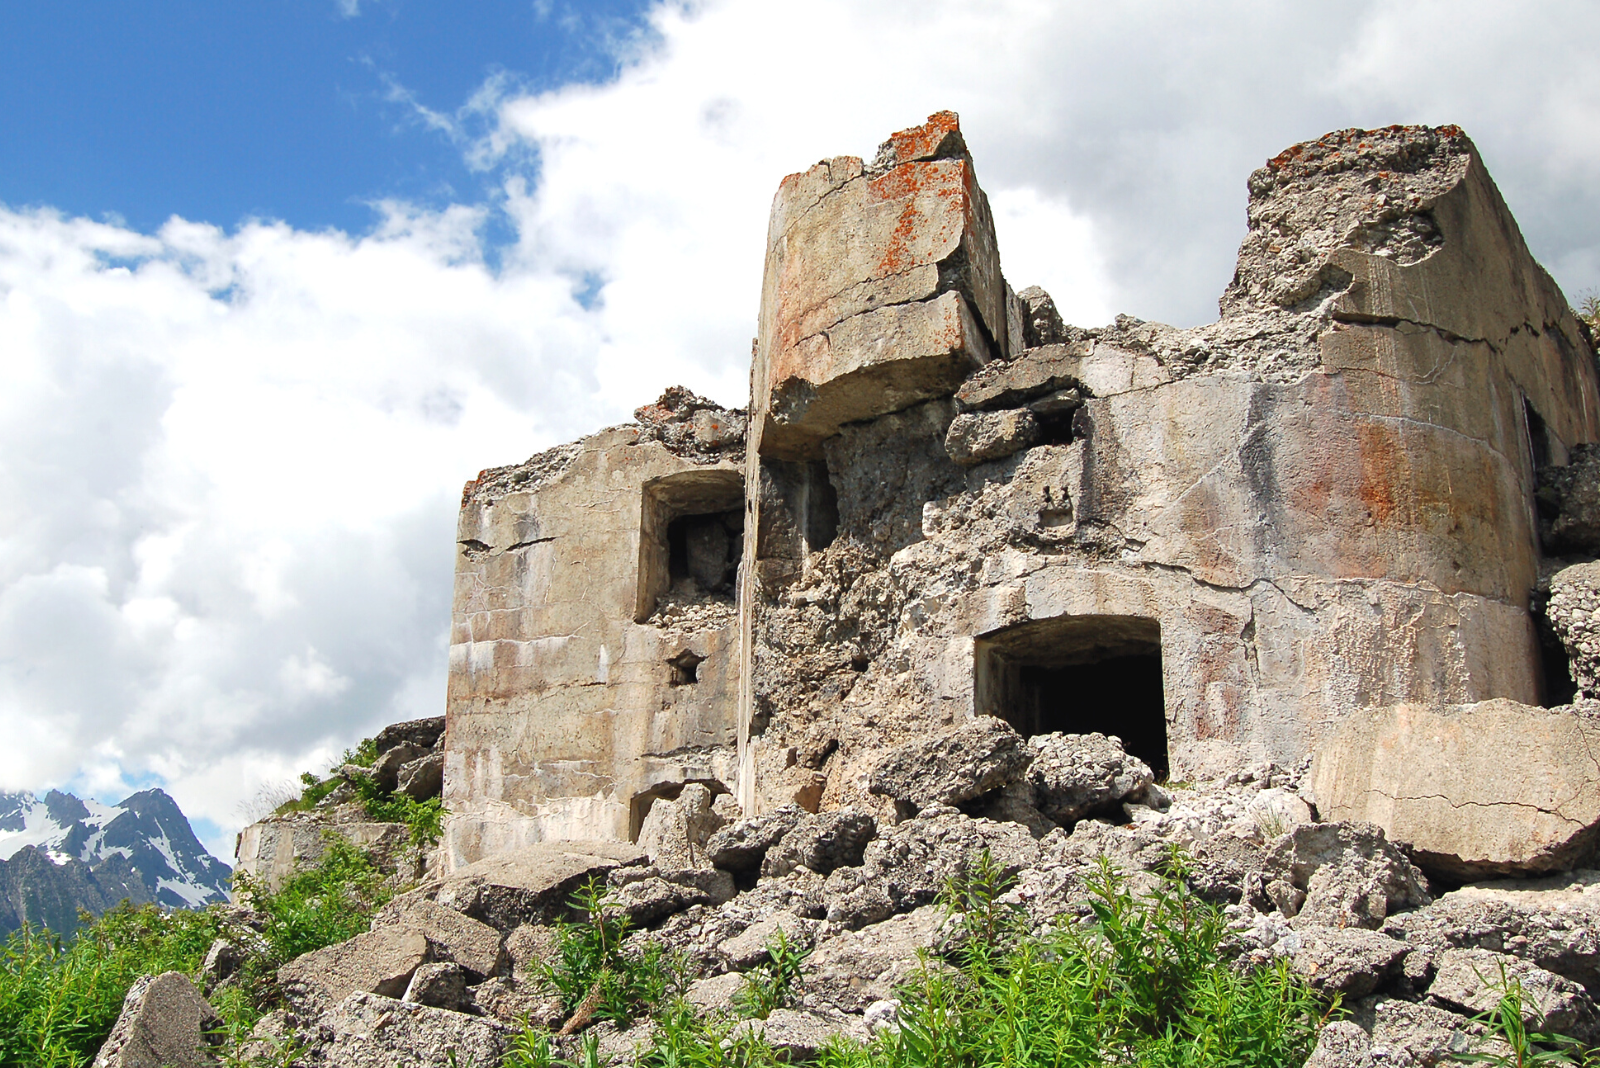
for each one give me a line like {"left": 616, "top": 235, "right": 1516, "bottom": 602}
{"left": 100, "top": 114, "right": 1600, "bottom": 1065}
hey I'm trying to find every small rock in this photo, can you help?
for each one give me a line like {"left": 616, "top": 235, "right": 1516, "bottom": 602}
{"left": 1304, "top": 1020, "right": 1372, "bottom": 1068}
{"left": 1269, "top": 821, "right": 1430, "bottom": 930}
{"left": 469, "top": 976, "right": 564, "bottom": 1028}
{"left": 867, "top": 716, "right": 1031, "bottom": 813}
{"left": 402, "top": 962, "right": 468, "bottom": 1012}
{"left": 685, "top": 972, "right": 747, "bottom": 1014}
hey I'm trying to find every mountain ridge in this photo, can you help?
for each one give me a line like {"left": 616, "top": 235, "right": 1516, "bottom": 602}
{"left": 0, "top": 787, "right": 231, "bottom": 935}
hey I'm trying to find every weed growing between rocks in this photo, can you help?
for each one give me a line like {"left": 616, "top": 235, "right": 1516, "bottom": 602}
{"left": 516, "top": 855, "right": 1327, "bottom": 1068}
{"left": 734, "top": 929, "right": 809, "bottom": 1020}
{"left": 541, "top": 878, "right": 681, "bottom": 1030}
{"left": 348, "top": 771, "right": 444, "bottom": 848}
{"left": 1456, "top": 965, "right": 1600, "bottom": 1068}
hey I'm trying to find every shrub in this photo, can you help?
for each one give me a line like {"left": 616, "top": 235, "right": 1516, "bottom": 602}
{"left": 735, "top": 929, "right": 809, "bottom": 1020}
{"left": 512, "top": 854, "right": 1327, "bottom": 1068}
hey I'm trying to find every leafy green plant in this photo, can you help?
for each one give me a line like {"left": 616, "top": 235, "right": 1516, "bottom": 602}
{"left": 735, "top": 929, "right": 809, "bottom": 1019}
{"left": 539, "top": 878, "right": 677, "bottom": 1029}
{"left": 347, "top": 771, "right": 443, "bottom": 848}
{"left": 1451, "top": 963, "right": 1599, "bottom": 1068}
{"left": 937, "top": 848, "right": 1026, "bottom": 965}
{"left": 0, "top": 904, "right": 221, "bottom": 1068}
{"left": 504, "top": 1029, "right": 610, "bottom": 1068}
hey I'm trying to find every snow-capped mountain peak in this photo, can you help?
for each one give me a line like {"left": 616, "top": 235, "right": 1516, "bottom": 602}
{"left": 0, "top": 787, "right": 231, "bottom": 924}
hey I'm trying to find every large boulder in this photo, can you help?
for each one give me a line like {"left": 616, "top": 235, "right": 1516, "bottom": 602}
{"left": 1024, "top": 732, "right": 1153, "bottom": 824}
{"left": 277, "top": 929, "right": 431, "bottom": 1016}
{"left": 374, "top": 716, "right": 446, "bottom": 754}
{"left": 1310, "top": 700, "right": 1600, "bottom": 878}
{"left": 1427, "top": 948, "right": 1600, "bottom": 1042}
{"left": 300, "top": 991, "right": 514, "bottom": 1067}
{"left": 1268, "top": 821, "right": 1430, "bottom": 930}
{"left": 944, "top": 409, "right": 1040, "bottom": 466}
{"left": 760, "top": 810, "right": 877, "bottom": 877}
{"left": 371, "top": 896, "right": 505, "bottom": 978}
{"left": 430, "top": 841, "right": 646, "bottom": 931}
{"left": 92, "top": 972, "right": 222, "bottom": 1068}
{"left": 867, "top": 716, "right": 1031, "bottom": 813}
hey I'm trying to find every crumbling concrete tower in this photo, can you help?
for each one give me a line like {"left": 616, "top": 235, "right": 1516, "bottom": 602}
{"left": 739, "top": 116, "right": 1600, "bottom": 815}
{"left": 442, "top": 393, "right": 747, "bottom": 867}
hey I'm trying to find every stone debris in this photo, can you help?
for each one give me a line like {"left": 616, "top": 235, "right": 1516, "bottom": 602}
{"left": 867, "top": 716, "right": 1032, "bottom": 812}
{"left": 401, "top": 961, "right": 468, "bottom": 1011}
{"left": 371, "top": 896, "right": 505, "bottom": 978}
{"left": 944, "top": 409, "right": 1041, "bottom": 465}
{"left": 1023, "top": 732, "right": 1155, "bottom": 824}
{"left": 760, "top": 810, "right": 877, "bottom": 877}
{"left": 426, "top": 841, "right": 647, "bottom": 931}
{"left": 295, "top": 991, "right": 515, "bottom": 1067}
{"left": 705, "top": 805, "right": 807, "bottom": 872}
{"left": 1427, "top": 948, "right": 1600, "bottom": 1042}
{"left": 92, "top": 972, "right": 223, "bottom": 1068}
{"left": 1540, "top": 444, "right": 1600, "bottom": 555}
{"left": 277, "top": 928, "right": 431, "bottom": 1016}
{"left": 1546, "top": 563, "right": 1600, "bottom": 698}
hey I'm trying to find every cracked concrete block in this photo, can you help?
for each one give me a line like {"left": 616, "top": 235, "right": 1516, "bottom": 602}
{"left": 92, "top": 972, "right": 222, "bottom": 1068}
{"left": 1310, "top": 700, "right": 1600, "bottom": 878}
{"left": 945, "top": 409, "right": 1041, "bottom": 466}
{"left": 752, "top": 112, "right": 1005, "bottom": 453}
{"left": 277, "top": 929, "right": 431, "bottom": 1017}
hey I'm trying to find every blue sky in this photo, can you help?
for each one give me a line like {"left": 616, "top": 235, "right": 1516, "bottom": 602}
{"left": 3, "top": 0, "right": 1600, "bottom": 862}
{"left": 0, "top": 0, "right": 652, "bottom": 235}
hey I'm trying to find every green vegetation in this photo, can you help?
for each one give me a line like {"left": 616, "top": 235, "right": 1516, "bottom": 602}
{"left": 538, "top": 877, "right": 679, "bottom": 1030}
{"left": 0, "top": 836, "right": 392, "bottom": 1068}
{"left": 734, "top": 929, "right": 809, "bottom": 1020}
{"left": 272, "top": 736, "right": 442, "bottom": 847}
{"left": 514, "top": 852, "right": 1328, "bottom": 1068}
{"left": 1452, "top": 963, "right": 1600, "bottom": 1068}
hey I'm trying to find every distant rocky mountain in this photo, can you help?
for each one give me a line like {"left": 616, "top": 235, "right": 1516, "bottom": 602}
{"left": 0, "top": 788, "right": 231, "bottom": 936}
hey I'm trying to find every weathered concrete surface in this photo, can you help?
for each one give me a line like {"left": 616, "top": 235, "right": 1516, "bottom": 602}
{"left": 428, "top": 840, "right": 646, "bottom": 930}
{"left": 277, "top": 929, "right": 431, "bottom": 1016}
{"left": 734, "top": 121, "right": 1598, "bottom": 815}
{"left": 750, "top": 111, "right": 1005, "bottom": 457}
{"left": 234, "top": 815, "right": 412, "bottom": 894}
{"left": 1310, "top": 700, "right": 1600, "bottom": 877}
{"left": 444, "top": 391, "right": 744, "bottom": 867}
{"left": 92, "top": 972, "right": 222, "bottom": 1068}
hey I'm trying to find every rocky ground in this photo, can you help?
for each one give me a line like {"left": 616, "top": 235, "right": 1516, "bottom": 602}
{"left": 91, "top": 715, "right": 1600, "bottom": 1067}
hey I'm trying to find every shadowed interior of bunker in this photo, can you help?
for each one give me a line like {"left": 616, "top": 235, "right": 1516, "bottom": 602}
{"left": 975, "top": 615, "right": 1170, "bottom": 778}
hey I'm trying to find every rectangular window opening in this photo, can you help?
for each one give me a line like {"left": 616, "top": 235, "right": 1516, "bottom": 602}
{"left": 975, "top": 614, "right": 1169, "bottom": 779}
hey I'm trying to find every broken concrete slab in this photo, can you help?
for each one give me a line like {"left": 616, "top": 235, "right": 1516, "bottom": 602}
{"left": 92, "top": 972, "right": 222, "bottom": 1068}
{"left": 372, "top": 896, "right": 505, "bottom": 979}
{"left": 867, "top": 716, "right": 1030, "bottom": 812}
{"left": 277, "top": 929, "right": 430, "bottom": 1017}
{"left": 1310, "top": 700, "right": 1600, "bottom": 878}
{"left": 431, "top": 841, "right": 647, "bottom": 931}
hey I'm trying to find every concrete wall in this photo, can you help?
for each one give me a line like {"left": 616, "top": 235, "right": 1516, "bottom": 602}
{"left": 738, "top": 118, "right": 1600, "bottom": 813}
{"left": 443, "top": 403, "right": 745, "bottom": 870}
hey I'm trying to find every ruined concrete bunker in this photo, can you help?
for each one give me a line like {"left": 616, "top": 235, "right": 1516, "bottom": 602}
{"left": 439, "top": 114, "right": 1600, "bottom": 868}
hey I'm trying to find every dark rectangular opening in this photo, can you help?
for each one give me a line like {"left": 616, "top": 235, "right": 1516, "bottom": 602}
{"left": 1525, "top": 398, "right": 1552, "bottom": 471}
{"left": 636, "top": 469, "right": 745, "bottom": 622}
{"left": 667, "top": 510, "right": 742, "bottom": 594}
{"left": 976, "top": 614, "right": 1169, "bottom": 778}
